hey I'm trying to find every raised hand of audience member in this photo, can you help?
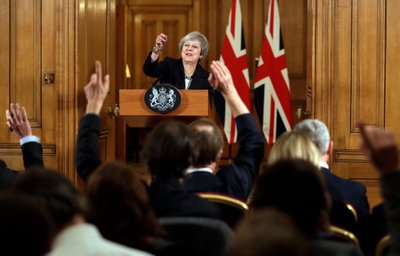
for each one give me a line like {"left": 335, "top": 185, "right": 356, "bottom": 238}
{"left": 359, "top": 124, "right": 400, "bottom": 175}
{"left": 208, "top": 60, "right": 234, "bottom": 94}
{"left": 84, "top": 60, "right": 110, "bottom": 115}
{"left": 208, "top": 60, "right": 248, "bottom": 116}
{"left": 6, "top": 103, "right": 32, "bottom": 139}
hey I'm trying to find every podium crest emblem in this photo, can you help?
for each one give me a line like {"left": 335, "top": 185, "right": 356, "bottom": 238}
{"left": 144, "top": 84, "right": 181, "bottom": 114}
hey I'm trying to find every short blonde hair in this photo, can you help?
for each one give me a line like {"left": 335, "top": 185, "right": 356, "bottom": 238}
{"left": 268, "top": 131, "right": 320, "bottom": 167}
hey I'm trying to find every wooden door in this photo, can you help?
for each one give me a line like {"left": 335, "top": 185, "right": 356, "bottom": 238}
{"left": 308, "top": 0, "right": 397, "bottom": 207}
{"left": 0, "top": 0, "right": 120, "bottom": 186}
{"left": 0, "top": 0, "right": 59, "bottom": 171}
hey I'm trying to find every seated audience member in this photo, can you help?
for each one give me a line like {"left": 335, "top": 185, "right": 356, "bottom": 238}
{"left": 252, "top": 159, "right": 363, "bottom": 256}
{"left": 267, "top": 132, "right": 358, "bottom": 233}
{"left": 359, "top": 124, "right": 400, "bottom": 255}
{"left": 226, "top": 208, "right": 316, "bottom": 256}
{"left": 143, "top": 120, "right": 219, "bottom": 218}
{"left": 294, "top": 119, "right": 371, "bottom": 254}
{"left": 184, "top": 60, "right": 264, "bottom": 201}
{"left": 12, "top": 169, "right": 152, "bottom": 256}
{"left": 0, "top": 103, "right": 43, "bottom": 190}
{"left": 86, "top": 161, "right": 166, "bottom": 252}
{"left": 293, "top": 119, "right": 370, "bottom": 217}
{"left": 76, "top": 61, "right": 218, "bottom": 218}
{"left": 0, "top": 192, "right": 53, "bottom": 256}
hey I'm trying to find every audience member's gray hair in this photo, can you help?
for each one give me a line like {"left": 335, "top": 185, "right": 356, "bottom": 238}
{"left": 179, "top": 31, "right": 209, "bottom": 59}
{"left": 293, "top": 119, "right": 330, "bottom": 156}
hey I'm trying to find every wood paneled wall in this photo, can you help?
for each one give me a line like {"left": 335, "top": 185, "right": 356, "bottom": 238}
{"left": 0, "top": 0, "right": 60, "bottom": 171}
{"left": 0, "top": 0, "right": 117, "bottom": 185}
{"left": 310, "top": 0, "right": 400, "bottom": 207}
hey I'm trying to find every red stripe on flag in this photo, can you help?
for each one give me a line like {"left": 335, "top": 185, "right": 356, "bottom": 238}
{"left": 230, "top": 0, "right": 237, "bottom": 36}
{"left": 254, "top": 0, "right": 292, "bottom": 144}
{"left": 221, "top": 38, "right": 251, "bottom": 108}
{"left": 269, "top": 97, "right": 275, "bottom": 143}
{"left": 218, "top": 0, "right": 250, "bottom": 144}
{"left": 255, "top": 35, "right": 291, "bottom": 123}
{"left": 269, "top": 0, "right": 275, "bottom": 37}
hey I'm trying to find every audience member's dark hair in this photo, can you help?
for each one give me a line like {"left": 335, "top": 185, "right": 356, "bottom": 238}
{"left": 252, "top": 159, "right": 331, "bottom": 238}
{"left": 12, "top": 168, "right": 85, "bottom": 232}
{"left": 189, "top": 118, "right": 224, "bottom": 166}
{"left": 226, "top": 208, "right": 316, "bottom": 256}
{"left": 143, "top": 120, "right": 195, "bottom": 179}
{"left": 0, "top": 192, "right": 54, "bottom": 256}
{"left": 87, "top": 161, "right": 165, "bottom": 251}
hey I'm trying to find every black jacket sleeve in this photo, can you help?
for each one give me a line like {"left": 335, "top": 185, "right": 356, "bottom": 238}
{"left": 143, "top": 51, "right": 169, "bottom": 78}
{"left": 0, "top": 141, "right": 43, "bottom": 190}
{"left": 0, "top": 160, "right": 18, "bottom": 190}
{"left": 76, "top": 114, "right": 102, "bottom": 181}
{"left": 217, "top": 114, "right": 265, "bottom": 200}
{"left": 21, "top": 141, "right": 44, "bottom": 169}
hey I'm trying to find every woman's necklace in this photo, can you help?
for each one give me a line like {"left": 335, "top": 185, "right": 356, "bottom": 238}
{"left": 184, "top": 66, "right": 195, "bottom": 89}
{"left": 184, "top": 65, "right": 196, "bottom": 79}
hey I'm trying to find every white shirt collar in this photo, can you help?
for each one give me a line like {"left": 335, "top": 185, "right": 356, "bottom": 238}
{"left": 185, "top": 167, "right": 213, "bottom": 175}
{"left": 319, "top": 160, "right": 329, "bottom": 169}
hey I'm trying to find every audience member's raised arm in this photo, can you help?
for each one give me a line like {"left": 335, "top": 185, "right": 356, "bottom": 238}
{"left": 84, "top": 61, "right": 110, "bottom": 115}
{"left": 359, "top": 124, "right": 399, "bottom": 174}
{"left": 6, "top": 103, "right": 43, "bottom": 169}
{"left": 208, "top": 60, "right": 249, "bottom": 117}
{"left": 359, "top": 124, "right": 400, "bottom": 254}
{"left": 76, "top": 61, "right": 109, "bottom": 181}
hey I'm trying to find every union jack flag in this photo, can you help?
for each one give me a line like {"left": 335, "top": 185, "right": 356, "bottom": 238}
{"left": 254, "top": 0, "right": 292, "bottom": 144}
{"left": 215, "top": 0, "right": 250, "bottom": 144}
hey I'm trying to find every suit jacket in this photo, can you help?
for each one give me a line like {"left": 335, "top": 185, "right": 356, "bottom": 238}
{"left": 76, "top": 114, "right": 102, "bottom": 181}
{"left": 150, "top": 177, "right": 220, "bottom": 219}
{"left": 321, "top": 167, "right": 369, "bottom": 215}
{"left": 322, "top": 167, "right": 371, "bottom": 255}
{"left": 183, "top": 114, "right": 264, "bottom": 201}
{"left": 143, "top": 52, "right": 211, "bottom": 90}
{"left": 0, "top": 141, "right": 44, "bottom": 190}
{"left": 76, "top": 114, "right": 220, "bottom": 219}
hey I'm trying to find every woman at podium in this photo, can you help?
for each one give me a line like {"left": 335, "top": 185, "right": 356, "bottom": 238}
{"left": 143, "top": 31, "right": 211, "bottom": 90}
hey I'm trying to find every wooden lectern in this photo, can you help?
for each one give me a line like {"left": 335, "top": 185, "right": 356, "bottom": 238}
{"left": 119, "top": 89, "right": 209, "bottom": 127}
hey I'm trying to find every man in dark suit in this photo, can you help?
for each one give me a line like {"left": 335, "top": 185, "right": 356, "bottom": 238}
{"left": 0, "top": 103, "right": 43, "bottom": 190}
{"left": 294, "top": 119, "right": 371, "bottom": 254}
{"left": 183, "top": 61, "right": 264, "bottom": 201}
{"left": 294, "top": 119, "right": 370, "bottom": 217}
